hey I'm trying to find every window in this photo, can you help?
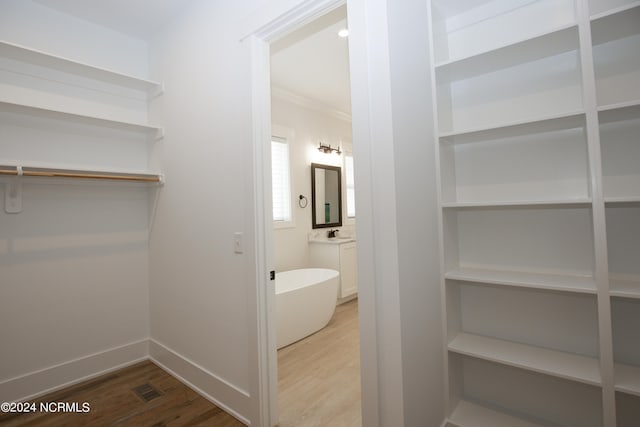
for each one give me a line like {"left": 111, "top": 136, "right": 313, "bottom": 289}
{"left": 271, "top": 137, "right": 292, "bottom": 223}
{"left": 345, "top": 154, "right": 355, "bottom": 218}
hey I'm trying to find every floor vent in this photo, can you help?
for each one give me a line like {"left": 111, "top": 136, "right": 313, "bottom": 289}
{"left": 132, "top": 383, "right": 162, "bottom": 402}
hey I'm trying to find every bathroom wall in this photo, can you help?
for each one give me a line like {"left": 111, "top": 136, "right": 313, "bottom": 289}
{"left": 271, "top": 95, "right": 353, "bottom": 272}
{"left": 0, "top": 0, "right": 150, "bottom": 402}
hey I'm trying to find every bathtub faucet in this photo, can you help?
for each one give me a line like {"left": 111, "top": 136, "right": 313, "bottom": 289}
{"left": 327, "top": 229, "right": 338, "bottom": 238}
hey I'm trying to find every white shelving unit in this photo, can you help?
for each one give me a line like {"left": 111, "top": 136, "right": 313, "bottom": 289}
{"left": 428, "top": 0, "right": 639, "bottom": 426}
{"left": 0, "top": 40, "right": 164, "bottom": 213}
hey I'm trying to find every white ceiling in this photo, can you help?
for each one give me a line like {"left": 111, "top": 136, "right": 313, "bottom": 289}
{"left": 270, "top": 5, "right": 351, "bottom": 115}
{"left": 33, "top": 0, "right": 194, "bottom": 40}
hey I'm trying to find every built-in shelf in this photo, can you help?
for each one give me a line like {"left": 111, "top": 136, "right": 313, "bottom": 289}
{"left": 0, "top": 101, "right": 163, "bottom": 137}
{"left": 448, "top": 400, "right": 544, "bottom": 427}
{"left": 430, "top": 1, "right": 635, "bottom": 424}
{"left": 445, "top": 267, "right": 597, "bottom": 295}
{"left": 439, "top": 111, "right": 585, "bottom": 144}
{"left": 605, "top": 197, "right": 640, "bottom": 204}
{"left": 590, "top": 1, "right": 640, "bottom": 21}
{"left": 0, "top": 40, "right": 163, "bottom": 94}
{"left": 442, "top": 199, "right": 592, "bottom": 209}
{"left": 610, "top": 277, "right": 640, "bottom": 299}
{"left": 615, "top": 363, "right": 640, "bottom": 397}
{"left": 0, "top": 164, "right": 163, "bottom": 184}
{"left": 598, "top": 100, "right": 640, "bottom": 124}
{"left": 435, "top": 24, "right": 579, "bottom": 83}
{"left": 448, "top": 333, "right": 602, "bottom": 386}
{"left": 590, "top": 3, "right": 640, "bottom": 45}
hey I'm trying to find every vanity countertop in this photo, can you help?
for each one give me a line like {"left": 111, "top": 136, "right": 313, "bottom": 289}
{"left": 308, "top": 236, "right": 356, "bottom": 244}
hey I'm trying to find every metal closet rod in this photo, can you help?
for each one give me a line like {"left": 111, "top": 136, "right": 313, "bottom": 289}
{"left": 0, "top": 165, "right": 163, "bottom": 183}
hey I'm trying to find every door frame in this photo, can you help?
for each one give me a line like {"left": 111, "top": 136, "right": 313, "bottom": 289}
{"left": 246, "top": 1, "right": 354, "bottom": 425}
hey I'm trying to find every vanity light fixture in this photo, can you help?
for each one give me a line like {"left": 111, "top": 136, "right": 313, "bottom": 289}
{"left": 338, "top": 28, "right": 349, "bottom": 38}
{"left": 317, "top": 142, "right": 342, "bottom": 155}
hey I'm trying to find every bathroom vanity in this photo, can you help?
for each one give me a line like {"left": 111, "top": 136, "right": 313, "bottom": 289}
{"left": 309, "top": 237, "right": 357, "bottom": 302}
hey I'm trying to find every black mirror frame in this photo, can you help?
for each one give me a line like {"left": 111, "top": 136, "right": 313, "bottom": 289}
{"left": 311, "top": 163, "right": 342, "bottom": 229}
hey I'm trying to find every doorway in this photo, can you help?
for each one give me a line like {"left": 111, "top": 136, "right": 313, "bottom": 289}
{"left": 269, "top": 5, "right": 361, "bottom": 426}
{"left": 251, "top": 1, "right": 362, "bottom": 425}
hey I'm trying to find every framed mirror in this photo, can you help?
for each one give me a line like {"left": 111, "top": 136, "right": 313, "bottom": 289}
{"left": 311, "top": 163, "right": 342, "bottom": 229}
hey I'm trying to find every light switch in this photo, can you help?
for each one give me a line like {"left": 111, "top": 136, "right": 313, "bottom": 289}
{"left": 234, "top": 232, "right": 243, "bottom": 254}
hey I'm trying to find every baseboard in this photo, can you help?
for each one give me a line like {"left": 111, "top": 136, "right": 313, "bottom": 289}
{"left": 148, "top": 338, "right": 250, "bottom": 425}
{"left": 0, "top": 339, "right": 149, "bottom": 403}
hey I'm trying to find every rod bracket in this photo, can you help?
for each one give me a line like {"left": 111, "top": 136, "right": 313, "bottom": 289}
{"left": 5, "top": 170, "right": 22, "bottom": 213}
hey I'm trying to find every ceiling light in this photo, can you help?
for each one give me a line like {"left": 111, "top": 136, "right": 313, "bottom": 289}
{"left": 338, "top": 29, "right": 349, "bottom": 38}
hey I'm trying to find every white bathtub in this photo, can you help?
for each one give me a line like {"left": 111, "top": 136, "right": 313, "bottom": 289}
{"left": 275, "top": 268, "right": 339, "bottom": 349}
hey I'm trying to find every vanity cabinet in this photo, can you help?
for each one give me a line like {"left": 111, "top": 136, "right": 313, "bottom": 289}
{"left": 309, "top": 240, "right": 358, "bottom": 300}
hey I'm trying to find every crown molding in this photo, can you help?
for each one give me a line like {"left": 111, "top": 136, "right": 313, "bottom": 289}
{"left": 271, "top": 85, "right": 352, "bottom": 123}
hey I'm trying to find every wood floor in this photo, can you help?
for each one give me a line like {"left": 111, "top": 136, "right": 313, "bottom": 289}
{"left": 277, "top": 299, "right": 361, "bottom": 427}
{"left": 0, "top": 300, "right": 360, "bottom": 427}
{"left": 0, "top": 361, "right": 244, "bottom": 427}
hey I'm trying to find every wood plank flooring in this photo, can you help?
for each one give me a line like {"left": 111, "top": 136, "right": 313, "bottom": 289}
{"left": 277, "top": 299, "right": 361, "bottom": 427}
{"left": 0, "top": 299, "right": 360, "bottom": 427}
{"left": 0, "top": 361, "right": 245, "bottom": 427}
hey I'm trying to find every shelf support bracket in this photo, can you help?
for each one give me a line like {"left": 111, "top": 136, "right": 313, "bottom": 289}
{"left": 5, "top": 167, "right": 23, "bottom": 214}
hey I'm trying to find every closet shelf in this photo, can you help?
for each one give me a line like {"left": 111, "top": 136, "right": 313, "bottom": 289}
{"left": 0, "top": 40, "right": 163, "bottom": 94}
{"left": 435, "top": 24, "right": 579, "bottom": 83}
{"left": 445, "top": 268, "right": 597, "bottom": 295}
{"left": 442, "top": 199, "right": 592, "bottom": 209}
{"left": 604, "top": 196, "right": 640, "bottom": 205}
{"left": 615, "top": 363, "right": 640, "bottom": 397}
{"left": 610, "top": 277, "right": 640, "bottom": 299}
{"left": 0, "top": 101, "right": 163, "bottom": 137}
{"left": 0, "top": 164, "right": 164, "bottom": 184}
{"left": 597, "top": 100, "right": 640, "bottom": 125}
{"left": 590, "top": 0, "right": 640, "bottom": 21}
{"left": 448, "top": 400, "right": 544, "bottom": 427}
{"left": 439, "top": 110, "right": 585, "bottom": 144}
{"left": 448, "top": 333, "right": 602, "bottom": 386}
{"left": 590, "top": 3, "right": 640, "bottom": 46}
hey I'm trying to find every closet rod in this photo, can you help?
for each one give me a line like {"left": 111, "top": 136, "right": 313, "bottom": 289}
{"left": 0, "top": 165, "right": 162, "bottom": 183}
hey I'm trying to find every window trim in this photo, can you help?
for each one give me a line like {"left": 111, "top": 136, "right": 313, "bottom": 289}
{"left": 271, "top": 125, "right": 296, "bottom": 229}
{"left": 344, "top": 151, "right": 355, "bottom": 220}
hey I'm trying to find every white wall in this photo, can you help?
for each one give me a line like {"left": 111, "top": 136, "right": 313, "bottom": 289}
{"left": 0, "top": 0, "right": 150, "bottom": 402}
{"left": 146, "top": 0, "right": 268, "bottom": 422}
{"left": 271, "top": 96, "right": 353, "bottom": 272}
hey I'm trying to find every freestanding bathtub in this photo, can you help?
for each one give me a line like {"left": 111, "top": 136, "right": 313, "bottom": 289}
{"left": 275, "top": 268, "right": 339, "bottom": 349}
